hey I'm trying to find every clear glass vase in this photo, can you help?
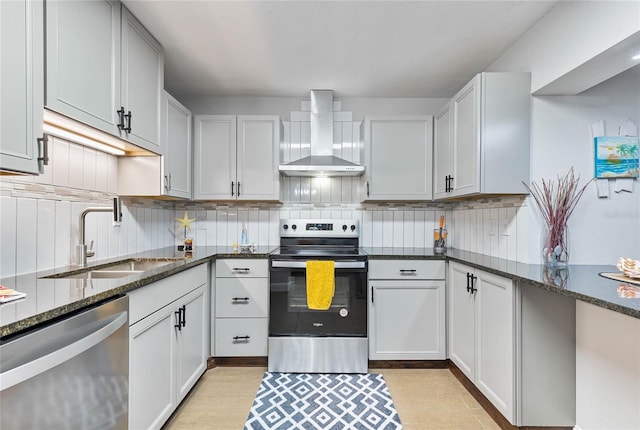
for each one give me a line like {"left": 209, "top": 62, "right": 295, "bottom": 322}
{"left": 542, "top": 223, "right": 569, "bottom": 267}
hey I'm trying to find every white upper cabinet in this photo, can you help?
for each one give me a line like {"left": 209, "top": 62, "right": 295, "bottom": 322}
{"left": 194, "top": 115, "right": 280, "bottom": 201}
{"left": 0, "top": 0, "right": 45, "bottom": 174}
{"left": 433, "top": 73, "right": 530, "bottom": 200}
{"left": 45, "top": 0, "right": 163, "bottom": 154}
{"left": 162, "top": 92, "right": 191, "bottom": 199}
{"left": 119, "top": 6, "right": 163, "bottom": 151}
{"left": 117, "top": 91, "right": 191, "bottom": 199}
{"left": 362, "top": 116, "right": 433, "bottom": 201}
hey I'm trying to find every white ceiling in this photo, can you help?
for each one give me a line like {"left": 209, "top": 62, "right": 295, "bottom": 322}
{"left": 122, "top": 0, "right": 559, "bottom": 99}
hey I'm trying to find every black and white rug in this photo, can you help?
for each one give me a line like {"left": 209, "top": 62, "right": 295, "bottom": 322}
{"left": 244, "top": 372, "right": 403, "bottom": 430}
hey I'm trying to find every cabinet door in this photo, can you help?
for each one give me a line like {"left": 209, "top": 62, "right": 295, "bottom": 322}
{"left": 363, "top": 116, "right": 433, "bottom": 200}
{"left": 45, "top": 0, "right": 121, "bottom": 134}
{"left": 176, "top": 286, "right": 207, "bottom": 402}
{"left": 163, "top": 92, "right": 192, "bottom": 199}
{"left": 129, "top": 306, "right": 176, "bottom": 430}
{"left": 193, "top": 115, "right": 237, "bottom": 200}
{"left": 433, "top": 103, "right": 452, "bottom": 200}
{"left": 120, "top": 6, "right": 163, "bottom": 153}
{"left": 237, "top": 116, "right": 280, "bottom": 201}
{"left": 448, "top": 261, "right": 475, "bottom": 380}
{"left": 369, "top": 280, "right": 445, "bottom": 360}
{"left": 0, "top": 0, "right": 43, "bottom": 174}
{"left": 451, "top": 76, "right": 480, "bottom": 197}
{"left": 475, "top": 269, "right": 514, "bottom": 422}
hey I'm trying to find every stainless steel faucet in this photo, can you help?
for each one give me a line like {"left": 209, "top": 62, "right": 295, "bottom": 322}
{"left": 76, "top": 197, "right": 122, "bottom": 267}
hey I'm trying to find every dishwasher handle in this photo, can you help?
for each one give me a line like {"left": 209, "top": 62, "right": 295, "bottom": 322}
{"left": 0, "top": 310, "right": 128, "bottom": 391}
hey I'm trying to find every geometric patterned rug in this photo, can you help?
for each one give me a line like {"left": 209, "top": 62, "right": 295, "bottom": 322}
{"left": 244, "top": 372, "right": 403, "bottom": 429}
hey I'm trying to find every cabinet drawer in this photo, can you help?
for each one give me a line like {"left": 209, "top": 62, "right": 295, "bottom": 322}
{"left": 215, "top": 278, "right": 268, "bottom": 318}
{"left": 215, "top": 318, "right": 268, "bottom": 357}
{"left": 216, "top": 259, "right": 268, "bottom": 278}
{"left": 369, "top": 260, "right": 445, "bottom": 280}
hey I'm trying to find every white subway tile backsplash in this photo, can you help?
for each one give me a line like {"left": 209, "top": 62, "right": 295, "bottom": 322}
{"left": 37, "top": 199, "right": 56, "bottom": 271}
{"left": 96, "top": 151, "right": 109, "bottom": 193}
{"left": 83, "top": 148, "right": 97, "bottom": 191}
{"left": 54, "top": 201, "right": 71, "bottom": 268}
{"left": 69, "top": 144, "right": 84, "bottom": 189}
{"left": 414, "top": 211, "right": 426, "bottom": 248}
{"left": 16, "top": 199, "right": 37, "bottom": 275}
{"left": 0, "top": 197, "right": 17, "bottom": 278}
{"left": 52, "top": 138, "right": 69, "bottom": 187}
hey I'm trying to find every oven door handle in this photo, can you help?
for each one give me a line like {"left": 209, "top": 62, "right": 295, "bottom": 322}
{"left": 271, "top": 260, "right": 366, "bottom": 269}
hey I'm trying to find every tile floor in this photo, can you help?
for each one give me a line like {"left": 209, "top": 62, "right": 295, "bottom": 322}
{"left": 163, "top": 367, "right": 501, "bottom": 430}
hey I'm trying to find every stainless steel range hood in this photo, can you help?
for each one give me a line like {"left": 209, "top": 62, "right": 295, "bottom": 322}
{"left": 279, "top": 90, "right": 365, "bottom": 177}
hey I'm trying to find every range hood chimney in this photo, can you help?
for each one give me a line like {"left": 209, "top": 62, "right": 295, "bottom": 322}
{"left": 278, "top": 90, "right": 365, "bottom": 177}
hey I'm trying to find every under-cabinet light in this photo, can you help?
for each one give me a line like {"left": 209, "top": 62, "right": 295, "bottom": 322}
{"left": 43, "top": 123, "right": 126, "bottom": 156}
{"left": 43, "top": 109, "right": 157, "bottom": 157}
{"left": 633, "top": 53, "right": 640, "bottom": 60}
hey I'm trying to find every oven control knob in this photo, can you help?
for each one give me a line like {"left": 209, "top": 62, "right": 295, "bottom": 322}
{"left": 339, "top": 308, "right": 349, "bottom": 317}
{"left": 283, "top": 224, "right": 288, "bottom": 230}
{"left": 350, "top": 225, "right": 356, "bottom": 231}
{"left": 342, "top": 224, "right": 347, "bottom": 231}
{"left": 292, "top": 224, "right": 297, "bottom": 231}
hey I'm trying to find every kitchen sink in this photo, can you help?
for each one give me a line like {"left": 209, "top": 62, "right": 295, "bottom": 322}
{"left": 62, "top": 270, "right": 145, "bottom": 280}
{"left": 45, "top": 258, "right": 185, "bottom": 279}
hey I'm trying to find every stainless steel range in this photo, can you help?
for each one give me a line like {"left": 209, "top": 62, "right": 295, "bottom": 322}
{"left": 268, "top": 219, "right": 368, "bottom": 373}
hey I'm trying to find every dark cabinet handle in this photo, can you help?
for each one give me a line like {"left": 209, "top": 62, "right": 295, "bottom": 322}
{"left": 446, "top": 175, "right": 454, "bottom": 192}
{"left": 237, "top": 182, "right": 241, "bottom": 197}
{"left": 124, "top": 111, "right": 132, "bottom": 133}
{"left": 164, "top": 175, "right": 170, "bottom": 191}
{"left": 174, "top": 308, "right": 182, "bottom": 331}
{"left": 181, "top": 305, "right": 186, "bottom": 327}
{"left": 399, "top": 269, "right": 417, "bottom": 274}
{"left": 231, "top": 181, "right": 235, "bottom": 196}
{"left": 469, "top": 274, "right": 478, "bottom": 294}
{"left": 233, "top": 335, "right": 250, "bottom": 341}
{"left": 37, "top": 136, "right": 49, "bottom": 173}
{"left": 117, "top": 107, "right": 125, "bottom": 130}
{"left": 366, "top": 181, "right": 370, "bottom": 197}
{"left": 466, "top": 273, "right": 471, "bottom": 293}
{"left": 371, "top": 286, "right": 374, "bottom": 303}
{"left": 232, "top": 297, "right": 250, "bottom": 303}
{"left": 232, "top": 268, "right": 250, "bottom": 273}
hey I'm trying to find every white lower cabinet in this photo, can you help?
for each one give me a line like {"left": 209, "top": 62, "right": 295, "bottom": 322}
{"left": 214, "top": 259, "right": 268, "bottom": 357}
{"left": 368, "top": 260, "right": 446, "bottom": 360}
{"left": 129, "top": 264, "right": 208, "bottom": 430}
{"left": 448, "top": 261, "right": 514, "bottom": 423}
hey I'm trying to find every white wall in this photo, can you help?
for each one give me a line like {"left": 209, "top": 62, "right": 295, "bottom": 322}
{"left": 488, "top": 1, "right": 640, "bottom": 93}
{"left": 526, "top": 66, "right": 640, "bottom": 265}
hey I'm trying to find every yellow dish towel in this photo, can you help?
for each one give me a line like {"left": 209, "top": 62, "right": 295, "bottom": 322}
{"left": 306, "top": 260, "right": 335, "bottom": 310}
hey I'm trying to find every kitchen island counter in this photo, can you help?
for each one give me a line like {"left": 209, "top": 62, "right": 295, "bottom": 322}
{"left": 0, "top": 246, "right": 275, "bottom": 338}
{"left": 363, "top": 247, "right": 640, "bottom": 320}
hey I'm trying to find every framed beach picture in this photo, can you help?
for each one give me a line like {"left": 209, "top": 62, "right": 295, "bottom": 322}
{"left": 594, "top": 136, "right": 639, "bottom": 178}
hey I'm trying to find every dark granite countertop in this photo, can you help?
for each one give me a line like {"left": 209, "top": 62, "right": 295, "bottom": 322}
{"left": 3, "top": 245, "right": 638, "bottom": 338}
{"left": 363, "top": 247, "right": 640, "bottom": 320}
{"left": 0, "top": 246, "right": 276, "bottom": 338}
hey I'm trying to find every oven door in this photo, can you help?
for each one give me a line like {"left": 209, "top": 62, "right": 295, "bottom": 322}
{"left": 269, "top": 258, "right": 367, "bottom": 337}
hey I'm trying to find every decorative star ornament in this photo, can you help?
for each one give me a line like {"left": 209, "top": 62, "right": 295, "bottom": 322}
{"left": 175, "top": 211, "right": 196, "bottom": 232}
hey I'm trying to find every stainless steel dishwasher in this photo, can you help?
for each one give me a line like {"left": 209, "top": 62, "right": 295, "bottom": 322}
{"left": 0, "top": 295, "right": 129, "bottom": 430}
